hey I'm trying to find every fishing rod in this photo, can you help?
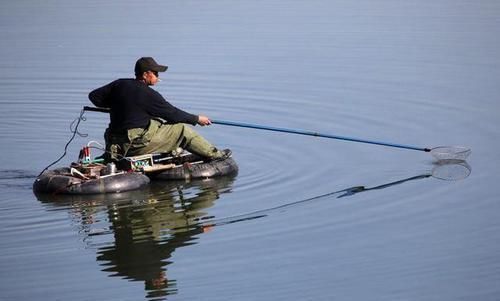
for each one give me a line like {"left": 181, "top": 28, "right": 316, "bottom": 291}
{"left": 82, "top": 106, "right": 471, "bottom": 161}
{"left": 212, "top": 119, "right": 429, "bottom": 151}
{"left": 211, "top": 119, "right": 471, "bottom": 161}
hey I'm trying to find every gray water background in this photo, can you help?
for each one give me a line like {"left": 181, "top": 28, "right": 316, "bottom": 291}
{"left": 1, "top": 1, "right": 499, "bottom": 300}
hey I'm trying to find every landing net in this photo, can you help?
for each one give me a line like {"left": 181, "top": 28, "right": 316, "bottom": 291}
{"left": 430, "top": 146, "right": 471, "bottom": 161}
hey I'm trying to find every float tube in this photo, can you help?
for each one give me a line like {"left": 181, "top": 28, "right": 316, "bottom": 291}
{"left": 122, "top": 149, "right": 238, "bottom": 181}
{"left": 33, "top": 165, "right": 150, "bottom": 195}
{"left": 34, "top": 145, "right": 237, "bottom": 195}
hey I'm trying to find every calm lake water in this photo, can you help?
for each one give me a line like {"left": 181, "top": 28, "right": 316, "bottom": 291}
{"left": 1, "top": 1, "right": 499, "bottom": 300}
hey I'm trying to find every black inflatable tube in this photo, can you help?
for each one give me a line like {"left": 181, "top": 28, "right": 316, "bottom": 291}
{"left": 33, "top": 167, "right": 150, "bottom": 195}
{"left": 34, "top": 157, "right": 237, "bottom": 194}
{"left": 150, "top": 157, "right": 238, "bottom": 180}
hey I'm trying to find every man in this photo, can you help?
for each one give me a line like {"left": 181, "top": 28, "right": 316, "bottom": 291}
{"left": 88, "top": 57, "right": 229, "bottom": 161}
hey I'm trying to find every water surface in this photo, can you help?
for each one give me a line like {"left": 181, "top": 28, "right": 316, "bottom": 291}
{"left": 1, "top": 1, "right": 499, "bottom": 300}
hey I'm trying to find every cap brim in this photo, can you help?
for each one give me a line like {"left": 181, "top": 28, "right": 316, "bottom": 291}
{"left": 152, "top": 65, "right": 168, "bottom": 72}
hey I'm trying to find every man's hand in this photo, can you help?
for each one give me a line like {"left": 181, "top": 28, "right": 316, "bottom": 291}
{"left": 197, "top": 115, "right": 212, "bottom": 126}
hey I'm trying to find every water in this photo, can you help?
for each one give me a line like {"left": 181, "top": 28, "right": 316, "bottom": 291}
{"left": 1, "top": 1, "right": 499, "bottom": 300}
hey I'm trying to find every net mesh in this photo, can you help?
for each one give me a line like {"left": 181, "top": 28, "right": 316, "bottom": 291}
{"left": 430, "top": 146, "right": 471, "bottom": 161}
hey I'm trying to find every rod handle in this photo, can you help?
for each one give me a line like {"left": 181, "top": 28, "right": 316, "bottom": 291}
{"left": 83, "top": 106, "right": 110, "bottom": 113}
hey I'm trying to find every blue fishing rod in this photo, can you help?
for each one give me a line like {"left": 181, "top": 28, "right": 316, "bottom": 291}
{"left": 82, "top": 107, "right": 470, "bottom": 160}
{"left": 212, "top": 119, "right": 429, "bottom": 152}
{"left": 211, "top": 119, "right": 470, "bottom": 160}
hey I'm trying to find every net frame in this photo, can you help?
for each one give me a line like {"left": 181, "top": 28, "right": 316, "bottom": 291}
{"left": 430, "top": 146, "right": 471, "bottom": 161}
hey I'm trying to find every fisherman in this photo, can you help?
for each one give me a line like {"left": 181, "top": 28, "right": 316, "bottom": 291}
{"left": 88, "top": 57, "right": 230, "bottom": 161}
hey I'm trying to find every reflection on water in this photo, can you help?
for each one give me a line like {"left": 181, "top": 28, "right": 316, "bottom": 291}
{"left": 32, "top": 160, "right": 470, "bottom": 299}
{"left": 36, "top": 175, "right": 236, "bottom": 300}
{"left": 204, "top": 160, "right": 471, "bottom": 227}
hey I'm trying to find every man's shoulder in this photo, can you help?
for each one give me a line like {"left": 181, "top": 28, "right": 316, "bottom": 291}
{"left": 111, "top": 78, "right": 149, "bottom": 90}
{"left": 112, "top": 79, "right": 161, "bottom": 98}
{"left": 113, "top": 78, "right": 138, "bottom": 85}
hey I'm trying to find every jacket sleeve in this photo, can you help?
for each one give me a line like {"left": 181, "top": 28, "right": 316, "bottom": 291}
{"left": 147, "top": 90, "right": 199, "bottom": 125}
{"left": 88, "top": 81, "right": 114, "bottom": 108}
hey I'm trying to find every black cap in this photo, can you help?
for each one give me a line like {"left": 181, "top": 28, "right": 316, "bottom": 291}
{"left": 134, "top": 57, "right": 168, "bottom": 75}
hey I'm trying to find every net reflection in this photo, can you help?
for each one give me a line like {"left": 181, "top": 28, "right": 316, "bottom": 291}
{"left": 200, "top": 160, "right": 471, "bottom": 228}
{"left": 36, "top": 175, "right": 236, "bottom": 300}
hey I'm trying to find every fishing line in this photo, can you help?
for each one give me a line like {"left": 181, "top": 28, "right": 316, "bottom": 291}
{"left": 38, "top": 108, "right": 88, "bottom": 177}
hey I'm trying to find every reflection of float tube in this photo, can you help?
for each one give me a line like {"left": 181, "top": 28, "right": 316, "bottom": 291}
{"left": 195, "top": 160, "right": 472, "bottom": 228}
{"left": 34, "top": 173, "right": 238, "bottom": 299}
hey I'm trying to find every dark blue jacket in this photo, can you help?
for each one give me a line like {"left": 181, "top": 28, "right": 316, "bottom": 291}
{"left": 89, "top": 79, "right": 198, "bottom": 131}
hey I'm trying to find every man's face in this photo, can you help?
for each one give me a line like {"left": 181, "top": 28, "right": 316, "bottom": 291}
{"left": 143, "top": 70, "right": 160, "bottom": 86}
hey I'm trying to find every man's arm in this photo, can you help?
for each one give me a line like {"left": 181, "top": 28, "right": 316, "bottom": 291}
{"left": 146, "top": 91, "right": 199, "bottom": 125}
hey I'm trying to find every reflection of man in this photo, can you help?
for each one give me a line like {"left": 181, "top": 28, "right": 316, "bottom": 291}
{"left": 97, "top": 208, "right": 209, "bottom": 297}
{"left": 93, "top": 177, "right": 235, "bottom": 299}
{"left": 98, "top": 224, "right": 203, "bottom": 297}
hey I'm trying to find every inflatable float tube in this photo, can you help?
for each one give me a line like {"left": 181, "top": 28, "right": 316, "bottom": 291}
{"left": 33, "top": 167, "right": 150, "bottom": 195}
{"left": 123, "top": 149, "right": 238, "bottom": 181}
{"left": 150, "top": 156, "right": 238, "bottom": 180}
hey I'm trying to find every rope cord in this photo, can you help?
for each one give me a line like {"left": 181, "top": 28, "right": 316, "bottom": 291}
{"left": 37, "top": 108, "right": 88, "bottom": 177}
